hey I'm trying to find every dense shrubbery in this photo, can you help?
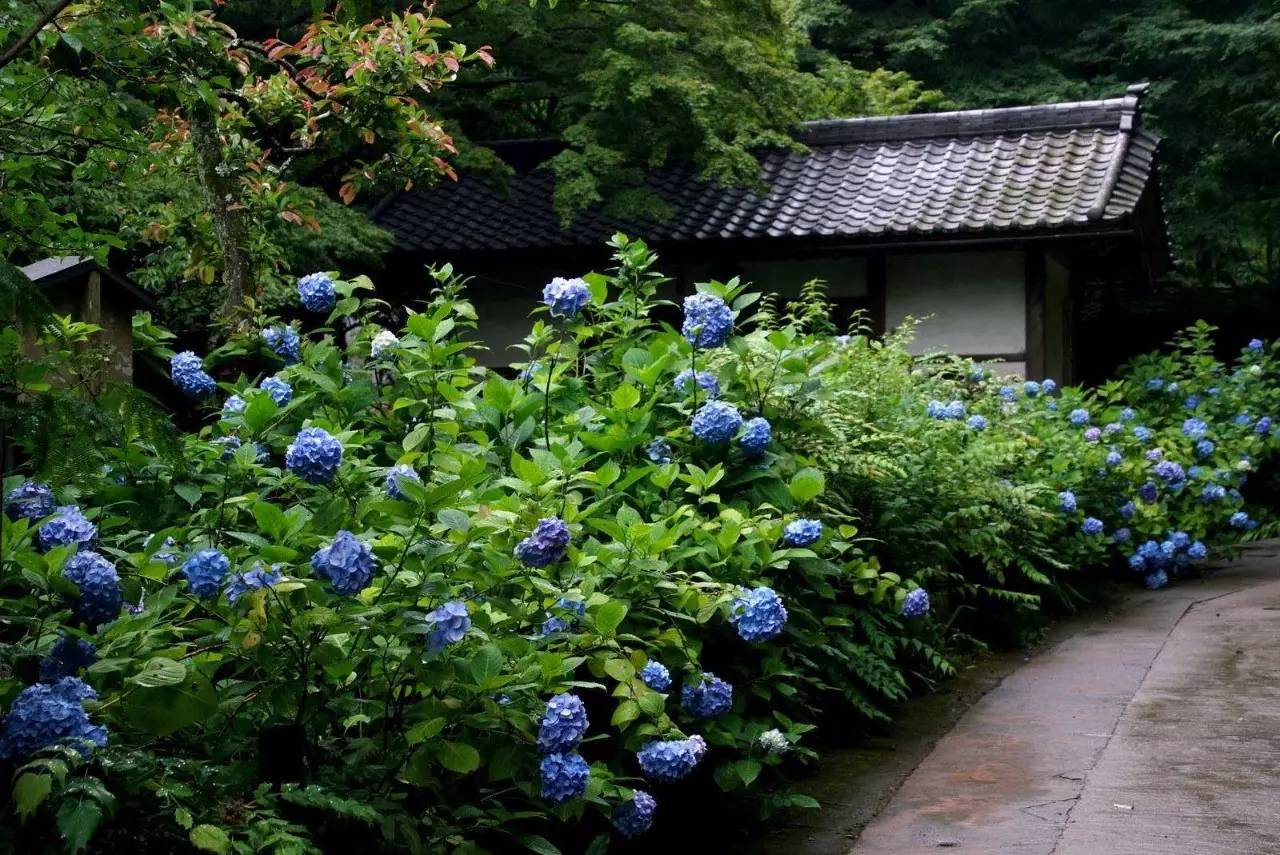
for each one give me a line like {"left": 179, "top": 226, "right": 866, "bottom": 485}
{"left": 2, "top": 237, "right": 1276, "bottom": 853}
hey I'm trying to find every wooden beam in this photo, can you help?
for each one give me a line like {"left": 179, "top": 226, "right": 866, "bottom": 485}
{"left": 867, "top": 252, "right": 886, "bottom": 335}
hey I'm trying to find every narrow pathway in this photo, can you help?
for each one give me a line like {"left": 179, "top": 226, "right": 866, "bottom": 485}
{"left": 762, "top": 543, "right": 1280, "bottom": 855}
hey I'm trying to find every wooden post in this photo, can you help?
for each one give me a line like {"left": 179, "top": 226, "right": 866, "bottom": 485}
{"left": 1025, "top": 247, "right": 1046, "bottom": 380}
{"left": 867, "top": 251, "right": 887, "bottom": 335}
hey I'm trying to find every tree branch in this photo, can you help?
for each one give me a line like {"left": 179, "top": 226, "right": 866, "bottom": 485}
{"left": 0, "top": 0, "right": 76, "bottom": 71}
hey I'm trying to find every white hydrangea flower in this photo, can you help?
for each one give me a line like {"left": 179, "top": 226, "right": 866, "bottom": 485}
{"left": 1249, "top": 364, "right": 1263, "bottom": 376}
{"left": 758, "top": 728, "right": 790, "bottom": 755}
{"left": 371, "top": 328, "right": 400, "bottom": 358}
{"left": 1237, "top": 458, "right": 1253, "bottom": 472}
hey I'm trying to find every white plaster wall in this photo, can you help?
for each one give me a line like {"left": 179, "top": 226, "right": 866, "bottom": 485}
{"left": 886, "top": 251, "right": 1026, "bottom": 357}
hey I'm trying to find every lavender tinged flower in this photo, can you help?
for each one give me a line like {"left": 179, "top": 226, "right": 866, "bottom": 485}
{"left": 1196, "top": 439, "right": 1215, "bottom": 458}
{"left": 538, "top": 693, "right": 589, "bottom": 754}
{"left": 426, "top": 601, "right": 471, "bottom": 650}
{"left": 1182, "top": 418, "right": 1208, "bottom": 440}
{"left": 691, "top": 400, "right": 742, "bottom": 444}
{"left": 4, "top": 481, "right": 53, "bottom": 522}
{"left": 262, "top": 325, "right": 301, "bottom": 364}
{"left": 385, "top": 464, "right": 420, "bottom": 499}
{"left": 999, "top": 386, "right": 1016, "bottom": 401}
{"left": 1230, "top": 511, "right": 1252, "bottom": 529}
{"left": 967, "top": 415, "right": 988, "bottom": 431}
{"left": 901, "top": 588, "right": 930, "bottom": 618}
{"left": 1069, "top": 408, "right": 1090, "bottom": 426}
{"left": 647, "top": 438, "right": 672, "bottom": 465}
{"left": 1106, "top": 450, "right": 1123, "bottom": 467}
{"left": 285, "top": 427, "right": 343, "bottom": 484}
{"left": 730, "top": 587, "right": 788, "bottom": 642}
{"left": 1119, "top": 501, "right": 1136, "bottom": 519}
{"left": 1133, "top": 426, "right": 1153, "bottom": 442}
{"left": 673, "top": 369, "right": 720, "bottom": 399}
{"left": 297, "top": 272, "right": 336, "bottom": 313}
{"left": 0, "top": 678, "right": 106, "bottom": 760}
{"left": 540, "top": 752, "right": 590, "bottom": 803}
{"left": 681, "top": 293, "right": 734, "bottom": 348}
{"left": 539, "top": 616, "right": 569, "bottom": 637}
{"left": 783, "top": 518, "right": 823, "bottom": 547}
{"left": 1145, "top": 569, "right": 1169, "bottom": 590}
{"left": 39, "top": 636, "right": 96, "bottom": 682}
{"left": 1188, "top": 541, "right": 1209, "bottom": 560}
{"left": 1139, "top": 482, "right": 1159, "bottom": 503}
{"left": 1104, "top": 422, "right": 1123, "bottom": 436}
{"left": 640, "top": 660, "right": 671, "bottom": 692}
{"left": 1082, "top": 517, "right": 1105, "bottom": 536}
{"left": 1042, "top": 379, "right": 1058, "bottom": 393}
{"left": 1113, "top": 527, "right": 1132, "bottom": 544}
{"left": 310, "top": 531, "right": 377, "bottom": 595}
{"left": 637, "top": 738, "right": 704, "bottom": 781}
{"left": 62, "top": 552, "right": 121, "bottom": 626}
{"left": 1084, "top": 427, "right": 1102, "bottom": 443}
{"left": 221, "top": 395, "right": 246, "bottom": 417}
{"left": 613, "top": 791, "right": 657, "bottom": 838}
{"left": 1248, "top": 338, "right": 1264, "bottom": 352}
{"left": 225, "top": 563, "right": 283, "bottom": 604}
{"left": 738, "top": 417, "right": 772, "bottom": 456}
{"left": 170, "top": 351, "right": 216, "bottom": 398}
{"left": 1058, "top": 491, "right": 1077, "bottom": 513}
{"left": 681, "top": 673, "right": 733, "bottom": 719}
{"left": 1154, "top": 460, "right": 1186, "bottom": 486}
{"left": 260, "top": 375, "right": 292, "bottom": 406}
{"left": 515, "top": 517, "right": 571, "bottom": 567}
{"left": 1120, "top": 407, "right": 1136, "bottom": 422}
{"left": 542, "top": 277, "right": 591, "bottom": 318}
{"left": 1256, "top": 416, "right": 1273, "bottom": 436}
{"left": 181, "top": 549, "right": 229, "bottom": 599}
{"left": 38, "top": 506, "right": 97, "bottom": 552}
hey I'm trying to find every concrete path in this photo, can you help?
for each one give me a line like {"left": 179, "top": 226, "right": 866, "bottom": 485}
{"left": 849, "top": 543, "right": 1280, "bottom": 854}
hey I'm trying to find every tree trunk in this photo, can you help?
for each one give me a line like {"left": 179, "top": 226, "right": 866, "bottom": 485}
{"left": 189, "top": 103, "right": 253, "bottom": 325}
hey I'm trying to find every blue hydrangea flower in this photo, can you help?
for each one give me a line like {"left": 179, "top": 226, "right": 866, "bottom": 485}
{"left": 1196, "top": 439, "right": 1215, "bottom": 459}
{"left": 1133, "top": 426, "right": 1153, "bottom": 442}
{"left": 1103, "top": 422, "right": 1123, "bottom": 436}
{"left": 221, "top": 395, "right": 246, "bottom": 418}
{"left": 1168, "top": 382, "right": 1181, "bottom": 394}
{"left": 738, "top": 417, "right": 772, "bottom": 456}
{"left": 1119, "top": 501, "right": 1136, "bottom": 519}
{"left": 181, "top": 548, "right": 229, "bottom": 599}
{"left": 673, "top": 369, "right": 720, "bottom": 399}
{"left": 1181, "top": 418, "right": 1208, "bottom": 440}
{"left": 61, "top": 551, "right": 121, "bottom": 626}
{"left": 285, "top": 427, "right": 343, "bottom": 484}
{"left": 1042, "top": 379, "right": 1057, "bottom": 393}
{"left": 214, "top": 436, "right": 241, "bottom": 462}
{"left": 297, "top": 272, "right": 336, "bottom": 313}
{"left": 1068, "top": 408, "right": 1090, "bottom": 426}
{"left": 225, "top": 562, "right": 283, "bottom": 604}
{"left": 681, "top": 293, "right": 733, "bottom": 348}
{"left": 1024, "top": 381, "right": 1041, "bottom": 397}
{"left": 1146, "top": 378, "right": 1164, "bottom": 391}
{"left": 260, "top": 376, "right": 292, "bottom": 406}
{"left": 901, "top": 587, "right": 930, "bottom": 618}
{"left": 1120, "top": 407, "right": 1136, "bottom": 422}
{"left": 783, "top": 518, "right": 823, "bottom": 547}
{"left": 730, "top": 586, "right": 788, "bottom": 642}
{"left": 1154, "top": 460, "right": 1186, "bottom": 486}
{"left": 1128, "top": 553, "right": 1146, "bottom": 571}
{"left": 518, "top": 361, "right": 541, "bottom": 383}
{"left": 1201, "top": 484, "right": 1227, "bottom": 502}
{"left": 1255, "top": 416, "right": 1272, "bottom": 435}
{"left": 1248, "top": 338, "right": 1264, "bottom": 352}
{"left": 1230, "top": 511, "right": 1252, "bottom": 529}
{"left": 613, "top": 790, "right": 657, "bottom": 838}
{"left": 681, "top": 673, "right": 733, "bottom": 719}
{"left": 1106, "top": 450, "right": 1123, "bottom": 467}
{"left": 1144, "top": 569, "right": 1169, "bottom": 590}
{"left": 425, "top": 600, "right": 471, "bottom": 650}
{"left": 647, "top": 438, "right": 672, "bottom": 465}
{"left": 1235, "top": 413, "right": 1253, "bottom": 427}
{"left": 1084, "top": 427, "right": 1101, "bottom": 443}
{"left": 170, "top": 351, "right": 216, "bottom": 399}
{"left": 515, "top": 517, "right": 571, "bottom": 568}
{"left": 1188, "top": 541, "right": 1208, "bottom": 560}
{"left": 555, "top": 597, "right": 585, "bottom": 619}
{"left": 637, "top": 738, "right": 705, "bottom": 781}
{"left": 835, "top": 334, "right": 852, "bottom": 347}
{"left": 967, "top": 415, "right": 988, "bottom": 431}
{"left": 1138, "top": 482, "right": 1159, "bottom": 503}
{"left": 385, "top": 464, "right": 420, "bottom": 499}
{"left": 927, "top": 400, "right": 965, "bottom": 420}
{"left": 538, "top": 693, "right": 589, "bottom": 754}
{"left": 944, "top": 400, "right": 965, "bottom": 419}
{"left": 1113, "top": 527, "right": 1132, "bottom": 544}
{"left": 1058, "top": 491, "right": 1077, "bottom": 513}
{"left": 262, "top": 325, "right": 301, "bottom": 364}
{"left": 1146, "top": 448, "right": 1164, "bottom": 462}
{"left": 540, "top": 752, "right": 590, "bottom": 804}
{"left": 39, "top": 636, "right": 96, "bottom": 683}
{"left": 0, "top": 678, "right": 106, "bottom": 760}
{"left": 542, "top": 276, "right": 592, "bottom": 319}
{"left": 691, "top": 400, "right": 742, "bottom": 444}
{"left": 4, "top": 481, "right": 54, "bottom": 522}
{"left": 1082, "top": 517, "right": 1105, "bottom": 536}
{"left": 311, "top": 530, "right": 377, "bottom": 595}
{"left": 38, "top": 505, "right": 97, "bottom": 552}
{"left": 539, "top": 616, "right": 569, "bottom": 637}
{"left": 640, "top": 660, "right": 671, "bottom": 692}
{"left": 998, "top": 386, "right": 1016, "bottom": 401}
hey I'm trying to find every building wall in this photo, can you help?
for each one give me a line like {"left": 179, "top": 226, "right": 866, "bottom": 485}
{"left": 1043, "top": 254, "right": 1071, "bottom": 383}
{"left": 885, "top": 250, "right": 1027, "bottom": 375}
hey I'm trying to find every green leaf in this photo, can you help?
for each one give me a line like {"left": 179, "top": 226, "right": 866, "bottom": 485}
{"left": 736, "top": 758, "right": 762, "bottom": 786}
{"left": 189, "top": 824, "right": 231, "bottom": 854}
{"left": 173, "top": 483, "right": 201, "bottom": 507}
{"left": 406, "top": 718, "right": 446, "bottom": 745}
{"left": 57, "top": 799, "right": 102, "bottom": 854}
{"left": 437, "top": 508, "right": 470, "bottom": 531}
{"left": 13, "top": 773, "right": 51, "bottom": 821}
{"left": 435, "top": 741, "right": 481, "bottom": 775}
{"left": 519, "top": 834, "right": 562, "bottom": 855}
{"left": 592, "top": 600, "right": 628, "bottom": 636}
{"left": 611, "top": 384, "right": 641, "bottom": 410}
{"left": 129, "top": 657, "right": 187, "bottom": 688}
{"left": 611, "top": 699, "right": 640, "bottom": 728}
{"left": 788, "top": 467, "right": 825, "bottom": 504}
{"left": 470, "top": 644, "right": 505, "bottom": 687}
{"left": 242, "top": 393, "right": 278, "bottom": 432}
{"left": 124, "top": 673, "right": 218, "bottom": 736}
{"left": 602, "top": 657, "right": 634, "bottom": 683}
{"left": 252, "top": 501, "right": 285, "bottom": 539}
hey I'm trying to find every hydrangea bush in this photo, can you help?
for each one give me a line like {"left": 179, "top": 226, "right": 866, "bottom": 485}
{"left": 1, "top": 239, "right": 1275, "bottom": 852}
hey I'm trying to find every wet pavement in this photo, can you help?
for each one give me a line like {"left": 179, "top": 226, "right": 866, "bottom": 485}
{"left": 759, "top": 543, "right": 1280, "bottom": 855}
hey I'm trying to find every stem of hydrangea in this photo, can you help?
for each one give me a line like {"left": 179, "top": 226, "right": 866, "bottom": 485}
{"left": 690, "top": 344, "right": 699, "bottom": 411}
{"left": 543, "top": 332, "right": 561, "bottom": 453}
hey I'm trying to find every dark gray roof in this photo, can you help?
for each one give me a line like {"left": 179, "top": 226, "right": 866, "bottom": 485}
{"left": 22, "top": 255, "right": 157, "bottom": 309}
{"left": 373, "top": 84, "right": 1161, "bottom": 254}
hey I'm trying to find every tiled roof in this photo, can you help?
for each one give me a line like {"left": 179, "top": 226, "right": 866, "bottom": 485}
{"left": 373, "top": 84, "right": 1161, "bottom": 254}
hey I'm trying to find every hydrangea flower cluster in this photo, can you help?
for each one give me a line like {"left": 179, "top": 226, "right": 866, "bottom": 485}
{"left": 39, "top": 636, "right": 96, "bottom": 682}
{"left": 1069, "top": 408, "right": 1091, "bottom": 426}
{"left": 1106, "top": 450, "right": 1123, "bottom": 467}
{"left": 673, "top": 369, "right": 720, "bottom": 399}
{"left": 1120, "top": 407, "right": 1137, "bottom": 421}
{"left": 1138, "top": 481, "right": 1159, "bottom": 503}
{"left": 222, "top": 395, "right": 246, "bottom": 418}
{"left": 637, "top": 737, "right": 706, "bottom": 781}
{"left": 370, "top": 328, "right": 400, "bottom": 359}
{"left": 225, "top": 562, "right": 283, "bottom": 604}
{"left": 38, "top": 505, "right": 97, "bottom": 552}
{"left": 1082, "top": 517, "right": 1105, "bottom": 536}
{"left": 729, "top": 586, "right": 788, "bottom": 642}
{"left": 540, "top": 752, "right": 590, "bottom": 804}
{"left": 1154, "top": 460, "right": 1186, "bottom": 488}
{"left": 182, "top": 549, "right": 230, "bottom": 599}
{"left": 0, "top": 677, "right": 106, "bottom": 760}
{"left": 681, "top": 673, "right": 733, "bottom": 719}
{"left": 1042, "top": 379, "right": 1058, "bottom": 393}
{"left": 758, "top": 728, "right": 790, "bottom": 755}
{"left": 1113, "top": 527, "right": 1132, "bottom": 544}
{"left": 926, "top": 400, "right": 966, "bottom": 420}
{"left": 681, "top": 293, "right": 733, "bottom": 348}
{"left": 1182, "top": 418, "right": 1208, "bottom": 440}
{"left": 1196, "top": 439, "right": 1216, "bottom": 458}
{"left": 967, "top": 415, "right": 988, "bottom": 431}
{"left": 4, "top": 480, "right": 54, "bottom": 522}
{"left": 1133, "top": 426, "right": 1153, "bottom": 442}
{"left": 1058, "top": 491, "right": 1077, "bottom": 513}
{"left": 297, "top": 272, "right": 336, "bottom": 313}
{"left": 612, "top": 790, "right": 657, "bottom": 838}
{"left": 640, "top": 659, "right": 671, "bottom": 692}
{"left": 647, "top": 438, "right": 672, "bottom": 465}
{"left": 1230, "top": 511, "right": 1255, "bottom": 529}
{"left": 515, "top": 517, "right": 571, "bottom": 567}
{"left": 310, "top": 531, "right": 376, "bottom": 595}
{"left": 262, "top": 325, "right": 301, "bottom": 364}
{"left": 170, "top": 351, "right": 216, "bottom": 399}
{"left": 538, "top": 693, "right": 589, "bottom": 754}
{"left": 691, "top": 400, "right": 742, "bottom": 444}
{"left": 61, "top": 551, "right": 120, "bottom": 626}
{"left": 1024, "top": 381, "right": 1041, "bottom": 397}
{"left": 1119, "top": 501, "right": 1136, "bottom": 519}
{"left": 542, "top": 276, "right": 592, "bottom": 318}
{"left": 901, "top": 587, "right": 930, "bottom": 618}
{"left": 738, "top": 417, "right": 772, "bottom": 456}
{"left": 1256, "top": 416, "right": 1273, "bottom": 436}
{"left": 1084, "top": 427, "right": 1102, "bottom": 443}
{"left": 425, "top": 601, "right": 471, "bottom": 650}
{"left": 286, "top": 427, "right": 343, "bottom": 484}
{"left": 260, "top": 375, "right": 293, "bottom": 406}
{"left": 385, "top": 464, "right": 421, "bottom": 499}
{"left": 783, "top": 518, "right": 823, "bottom": 547}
